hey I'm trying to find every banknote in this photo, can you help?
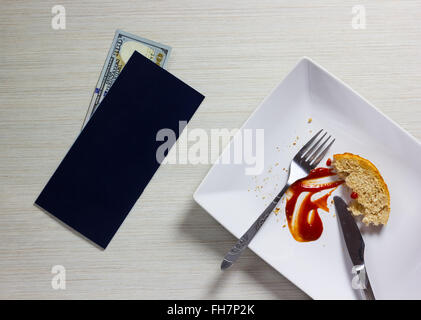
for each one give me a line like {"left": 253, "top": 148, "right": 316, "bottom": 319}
{"left": 82, "top": 29, "right": 171, "bottom": 128}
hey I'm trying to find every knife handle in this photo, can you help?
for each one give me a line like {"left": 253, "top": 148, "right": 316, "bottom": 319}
{"left": 363, "top": 273, "right": 376, "bottom": 300}
{"left": 221, "top": 184, "right": 290, "bottom": 270}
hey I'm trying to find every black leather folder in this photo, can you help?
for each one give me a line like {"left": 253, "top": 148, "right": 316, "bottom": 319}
{"left": 35, "top": 51, "right": 204, "bottom": 248}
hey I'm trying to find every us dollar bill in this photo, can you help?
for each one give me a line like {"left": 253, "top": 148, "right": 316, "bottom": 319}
{"left": 82, "top": 29, "right": 171, "bottom": 129}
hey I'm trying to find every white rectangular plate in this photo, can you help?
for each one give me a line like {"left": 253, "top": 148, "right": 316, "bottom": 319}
{"left": 194, "top": 57, "right": 421, "bottom": 299}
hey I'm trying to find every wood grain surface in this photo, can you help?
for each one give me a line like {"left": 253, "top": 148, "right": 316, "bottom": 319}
{"left": 0, "top": 0, "right": 420, "bottom": 299}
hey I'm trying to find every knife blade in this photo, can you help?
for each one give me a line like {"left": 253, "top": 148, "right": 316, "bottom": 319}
{"left": 334, "top": 196, "right": 365, "bottom": 266}
{"left": 333, "top": 196, "right": 375, "bottom": 300}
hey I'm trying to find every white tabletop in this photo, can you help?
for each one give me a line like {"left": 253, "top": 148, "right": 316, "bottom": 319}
{"left": 1, "top": 0, "right": 420, "bottom": 299}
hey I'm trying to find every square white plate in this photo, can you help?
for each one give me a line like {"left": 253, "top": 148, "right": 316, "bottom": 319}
{"left": 194, "top": 57, "right": 421, "bottom": 299}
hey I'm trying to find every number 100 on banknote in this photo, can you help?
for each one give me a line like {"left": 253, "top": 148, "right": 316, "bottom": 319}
{"left": 82, "top": 30, "right": 171, "bottom": 128}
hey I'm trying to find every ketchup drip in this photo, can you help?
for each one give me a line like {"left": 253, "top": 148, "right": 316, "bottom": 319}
{"left": 285, "top": 168, "right": 343, "bottom": 242}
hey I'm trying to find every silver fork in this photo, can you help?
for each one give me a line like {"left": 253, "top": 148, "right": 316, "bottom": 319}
{"left": 221, "top": 129, "right": 335, "bottom": 270}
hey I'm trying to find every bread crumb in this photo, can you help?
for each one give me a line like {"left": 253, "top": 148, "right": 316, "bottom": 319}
{"left": 308, "top": 118, "right": 312, "bottom": 123}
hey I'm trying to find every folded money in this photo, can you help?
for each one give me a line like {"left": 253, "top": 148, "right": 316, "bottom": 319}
{"left": 82, "top": 30, "right": 171, "bottom": 128}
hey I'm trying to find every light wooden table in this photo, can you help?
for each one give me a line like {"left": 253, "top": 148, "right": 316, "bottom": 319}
{"left": 0, "top": 0, "right": 420, "bottom": 299}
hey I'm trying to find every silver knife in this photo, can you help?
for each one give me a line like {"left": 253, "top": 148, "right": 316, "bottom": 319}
{"left": 333, "top": 196, "right": 375, "bottom": 300}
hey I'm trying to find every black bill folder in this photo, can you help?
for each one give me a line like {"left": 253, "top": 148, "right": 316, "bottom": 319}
{"left": 35, "top": 51, "right": 204, "bottom": 249}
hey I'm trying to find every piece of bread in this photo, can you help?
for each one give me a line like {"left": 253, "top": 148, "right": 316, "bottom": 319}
{"left": 332, "top": 153, "right": 390, "bottom": 226}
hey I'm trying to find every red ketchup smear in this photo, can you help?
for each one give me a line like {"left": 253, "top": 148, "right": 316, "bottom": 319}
{"left": 351, "top": 192, "right": 358, "bottom": 199}
{"left": 285, "top": 168, "right": 343, "bottom": 242}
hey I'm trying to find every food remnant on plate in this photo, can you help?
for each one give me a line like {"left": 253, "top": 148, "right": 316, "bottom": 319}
{"left": 351, "top": 191, "right": 358, "bottom": 199}
{"left": 332, "top": 153, "right": 390, "bottom": 226}
{"left": 307, "top": 118, "right": 312, "bottom": 123}
{"left": 285, "top": 168, "right": 343, "bottom": 242}
{"left": 326, "top": 158, "right": 332, "bottom": 166}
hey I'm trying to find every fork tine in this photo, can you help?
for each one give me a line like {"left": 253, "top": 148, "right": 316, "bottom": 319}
{"left": 302, "top": 132, "right": 327, "bottom": 160}
{"left": 306, "top": 134, "right": 331, "bottom": 163}
{"left": 296, "top": 129, "right": 323, "bottom": 158}
{"left": 310, "top": 138, "right": 335, "bottom": 167}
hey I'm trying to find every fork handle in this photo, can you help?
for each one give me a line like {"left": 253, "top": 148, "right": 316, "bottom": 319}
{"left": 220, "top": 184, "right": 290, "bottom": 270}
